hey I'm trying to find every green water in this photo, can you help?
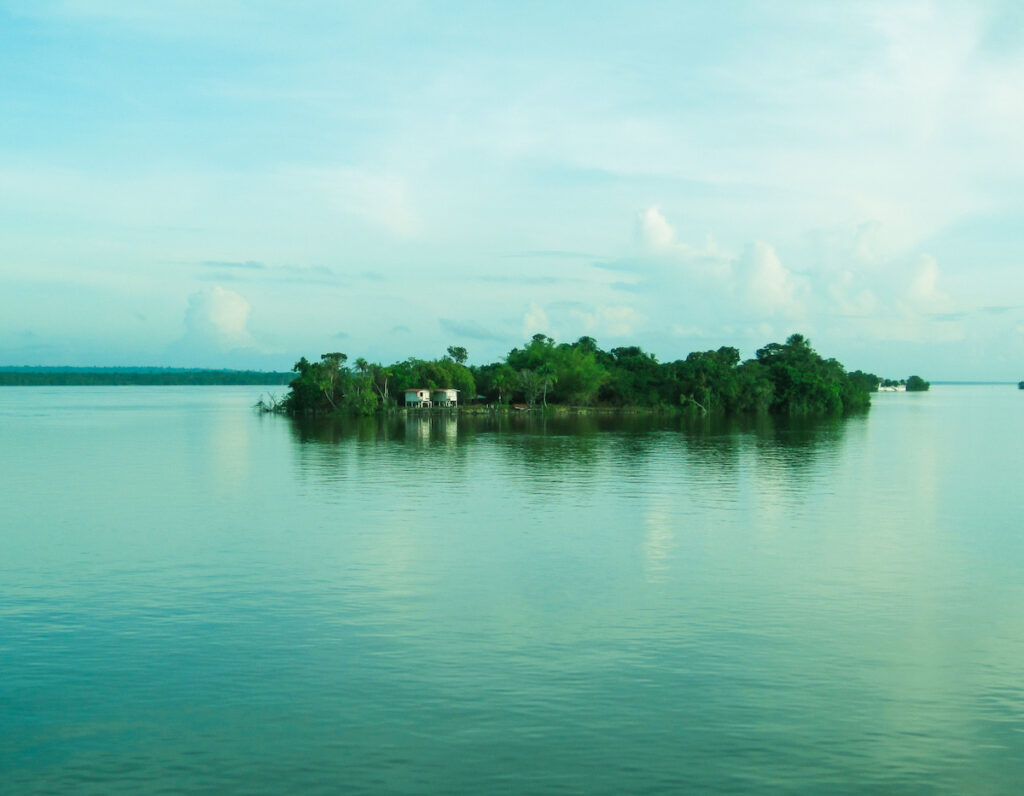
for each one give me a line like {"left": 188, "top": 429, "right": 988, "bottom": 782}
{"left": 2, "top": 386, "right": 1023, "bottom": 793}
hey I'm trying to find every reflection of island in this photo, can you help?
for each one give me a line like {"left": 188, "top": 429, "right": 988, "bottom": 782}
{"left": 286, "top": 410, "right": 854, "bottom": 489}
{"left": 1019, "top": 381, "right": 1023, "bottom": 390}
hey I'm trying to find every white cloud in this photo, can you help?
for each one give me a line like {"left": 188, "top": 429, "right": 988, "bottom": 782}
{"left": 738, "top": 242, "right": 806, "bottom": 318}
{"left": 637, "top": 206, "right": 733, "bottom": 282}
{"left": 639, "top": 206, "right": 676, "bottom": 250}
{"left": 182, "top": 286, "right": 256, "bottom": 351}
{"left": 523, "top": 302, "right": 549, "bottom": 336}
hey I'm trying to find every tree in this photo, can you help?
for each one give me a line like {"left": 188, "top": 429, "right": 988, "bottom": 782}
{"left": 368, "top": 363, "right": 393, "bottom": 403}
{"left": 518, "top": 369, "right": 543, "bottom": 407}
{"left": 537, "top": 363, "right": 557, "bottom": 408}
{"left": 555, "top": 344, "right": 608, "bottom": 405}
{"left": 446, "top": 345, "right": 468, "bottom": 365}
{"left": 848, "top": 370, "right": 881, "bottom": 393}
{"left": 906, "top": 375, "right": 930, "bottom": 392}
{"left": 316, "top": 352, "right": 348, "bottom": 409}
{"left": 491, "top": 364, "right": 516, "bottom": 404}
{"left": 284, "top": 353, "right": 351, "bottom": 414}
{"left": 754, "top": 334, "right": 868, "bottom": 414}
{"left": 603, "top": 345, "right": 664, "bottom": 406}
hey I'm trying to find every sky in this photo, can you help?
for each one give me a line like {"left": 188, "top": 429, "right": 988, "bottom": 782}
{"left": 2, "top": 0, "right": 1024, "bottom": 379}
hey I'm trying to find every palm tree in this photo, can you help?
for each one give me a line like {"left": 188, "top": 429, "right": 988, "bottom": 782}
{"left": 538, "top": 363, "right": 558, "bottom": 407}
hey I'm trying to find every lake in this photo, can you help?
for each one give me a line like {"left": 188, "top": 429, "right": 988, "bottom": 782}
{"left": 2, "top": 385, "right": 1023, "bottom": 793}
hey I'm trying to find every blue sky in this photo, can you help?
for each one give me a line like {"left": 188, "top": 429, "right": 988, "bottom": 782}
{"left": 2, "top": 1, "right": 1023, "bottom": 379}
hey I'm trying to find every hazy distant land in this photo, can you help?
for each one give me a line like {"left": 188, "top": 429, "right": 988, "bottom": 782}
{"left": 0, "top": 367, "right": 294, "bottom": 386}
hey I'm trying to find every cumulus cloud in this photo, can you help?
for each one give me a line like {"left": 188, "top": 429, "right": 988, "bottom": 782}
{"left": 737, "top": 242, "right": 806, "bottom": 317}
{"left": 639, "top": 206, "right": 676, "bottom": 250}
{"left": 523, "top": 302, "right": 550, "bottom": 336}
{"left": 182, "top": 286, "right": 257, "bottom": 351}
{"left": 637, "top": 206, "right": 732, "bottom": 281}
{"left": 161, "top": 286, "right": 269, "bottom": 367}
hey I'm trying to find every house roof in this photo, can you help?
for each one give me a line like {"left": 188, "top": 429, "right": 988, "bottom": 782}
{"left": 404, "top": 387, "right": 430, "bottom": 392}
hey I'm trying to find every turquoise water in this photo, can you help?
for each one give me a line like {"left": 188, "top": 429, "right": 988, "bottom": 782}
{"left": 2, "top": 386, "right": 1023, "bottom": 793}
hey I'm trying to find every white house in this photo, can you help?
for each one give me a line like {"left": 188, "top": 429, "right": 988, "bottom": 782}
{"left": 430, "top": 388, "right": 458, "bottom": 407}
{"left": 404, "top": 388, "right": 431, "bottom": 407}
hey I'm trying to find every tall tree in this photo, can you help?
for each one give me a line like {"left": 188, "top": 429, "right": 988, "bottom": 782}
{"left": 446, "top": 346, "right": 468, "bottom": 365}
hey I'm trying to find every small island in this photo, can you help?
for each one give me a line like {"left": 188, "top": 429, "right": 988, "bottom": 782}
{"left": 267, "top": 333, "right": 900, "bottom": 418}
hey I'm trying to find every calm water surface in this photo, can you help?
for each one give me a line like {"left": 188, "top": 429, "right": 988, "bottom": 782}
{"left": 2, "top": 386, "right": 1023, "bottom": 793}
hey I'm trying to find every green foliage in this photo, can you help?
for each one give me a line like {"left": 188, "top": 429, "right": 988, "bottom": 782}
{"left": 517, "top": 369, "right": 543, "bottom": 407}
{"left": 553, "top": 345, "right": 607, "bottom": 405}
{"left": 446, "top": 345, "right": 469, "bottom": 365}
{"left": 673, "top": 347, "right": 743, "bottom": 413}
{"left": 753, "top": 334, "right": 867, "bottom": 414}
{"left": 905, "top": 375, "right": 930, "bottom": 392}
{"left": 600, "top": 346, "right": 665, "bottom": 406}
{"left": 472, "top": 362, "right": 517, "bottom": 403}
{"left": 391, "top": 357, "right": 475, "bottom": 397}
{"left": 284, "top": 352, "right": 381, "bottom": 415}
{"left": 848, "top": 370, "right": 881, "bottom": 393}
{"left": 505, "top": 335, "right": 609, "bottom": 405}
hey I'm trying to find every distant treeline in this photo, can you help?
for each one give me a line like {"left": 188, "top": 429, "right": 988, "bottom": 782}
{"left": 277, "top": 333, "right": 892, "bottom": 417}
{"left": 0, "top": 368, "right": 294, "bottom": 386}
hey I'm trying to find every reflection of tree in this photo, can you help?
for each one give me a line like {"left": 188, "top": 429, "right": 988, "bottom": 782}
{"left": 749, "top": 413, "right": 857, "bottom": 473}
{"left": 654, "top": 411, "right": 858, "bottom": 489}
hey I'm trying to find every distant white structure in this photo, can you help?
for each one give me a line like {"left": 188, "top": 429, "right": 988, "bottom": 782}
{"left": 404, "top": 388, "right": 431, "bottom": 407}
{"left": 430, "top": 388, "right": 458, "bottom": 407}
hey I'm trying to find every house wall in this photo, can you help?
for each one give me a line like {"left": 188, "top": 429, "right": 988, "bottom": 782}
{"left": 430, "top": 390, "right": 458, "bottom": 405}
{"left": 405, "top": 391, "right": 431, "bottom": 405}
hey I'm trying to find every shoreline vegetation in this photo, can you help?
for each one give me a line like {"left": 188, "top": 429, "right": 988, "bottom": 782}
{"left": 266, "top": 333, "right": 923, "bottom": 418}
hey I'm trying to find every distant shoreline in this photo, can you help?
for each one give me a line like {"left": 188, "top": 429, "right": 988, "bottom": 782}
{"left": 0, "top": 369, "right": 294, "bottom": 386}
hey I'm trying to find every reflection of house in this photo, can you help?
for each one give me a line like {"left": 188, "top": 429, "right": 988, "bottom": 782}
{"left": 404, "top": 388, "right": 431, "bottom": 407}
{"left": 431, "top": 388, "right": 458, "bottom": 407}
